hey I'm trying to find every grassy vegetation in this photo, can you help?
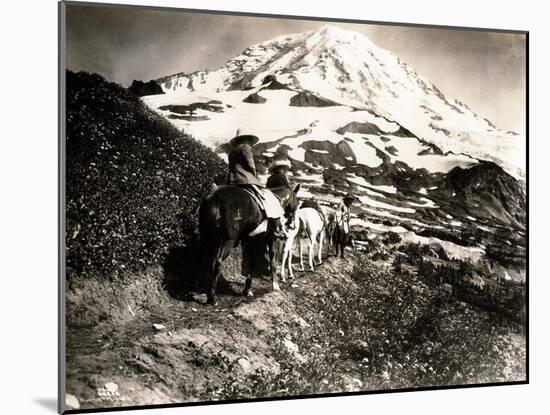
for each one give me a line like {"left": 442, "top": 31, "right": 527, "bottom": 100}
{"left": 204, "top": 255, "right": 525, "bottom": 400}
{"left": 65, "top": 71, "right": 228, "bottom": 280}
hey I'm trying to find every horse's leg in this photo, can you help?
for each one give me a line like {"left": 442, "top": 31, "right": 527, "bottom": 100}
{"left": 308, "top": 234, "right": 315, "bottom": 272}
{"left": 201, "top": 236, "right": 220, "bottom": 305}
{"left": 281, "top": 240, "right": 288, "bottom": 283}
{"left": 270, "top": 238, "right": 283, "bottom": 291}
{"left": 318, "top": 228, "right": 325, "bottom": 265}
{"left": 299, "top": 236, "right": 305, "bottom": 271}
{"left": 243, "top": 277, "right": 253, "bottom": 297}
{"left": 241, "top": 239, "right": 254, "bottom": 297}
{"left": 207, "top": 239, "right": 235, "bottom": 305}
{"left": 288, "top": 235, "right": 295, "bottom": 279}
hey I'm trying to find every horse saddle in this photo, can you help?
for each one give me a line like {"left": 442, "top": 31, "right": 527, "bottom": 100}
{"left": 241, "top": 186, "right": 271, "bottom": 237}
{"left": 241, "top": 186, "right": 265, "bottom": 212}
{"left": 300, "top": 199, "right": 326, "bottom": 225}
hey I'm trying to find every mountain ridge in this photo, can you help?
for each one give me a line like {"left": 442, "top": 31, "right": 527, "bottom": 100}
{"left": 151, "top": 25, "right": 524, "bottom": 180}
{"left": 140, "top": 25, "right": 526, "bottom": 257}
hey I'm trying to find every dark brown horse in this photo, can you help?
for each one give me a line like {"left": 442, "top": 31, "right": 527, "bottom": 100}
{"left": 198, "top": 184, "right": 300, "bottom": 305}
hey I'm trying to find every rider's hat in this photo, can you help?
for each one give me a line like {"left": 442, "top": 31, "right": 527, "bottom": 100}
{"left": 268, "top": 156, "right": 291, "bottom": 173}
{"left": 229, "top": 129, "right": 260, "bottom": 147}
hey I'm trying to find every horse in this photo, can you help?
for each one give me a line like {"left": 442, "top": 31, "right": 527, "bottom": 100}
{"left": 198, "top": 184, "right": 300, "bottom": 305}
{"left": 280, "top": 204, "right": 339, "bottom": 280}
{"left": 280, "top": 207, "right": 324, "bottom": 280}
{"left": 297, "top": 207, "right": 326, "bottom": 272}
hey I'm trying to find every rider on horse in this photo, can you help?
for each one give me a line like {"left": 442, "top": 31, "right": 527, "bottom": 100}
{"left": 266, "top": 155, "right": 292, "bottom": 189}
{"left": 227, "top": 133, "right": 286, "bottom": 238}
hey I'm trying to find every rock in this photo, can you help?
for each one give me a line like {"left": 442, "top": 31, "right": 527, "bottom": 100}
{"left": 65, "top": 393, "right": 80, "bottom": 410}
{"left": 152, "top": 323, "right": 166, "bottom": 330}
{"left": 289, "top": 91, "right": 338, "bottom": 107}
{"left": 87, "top": 375, "right": 104, "bottom": 389}
{"left": 351, "top": 340, "right": 370, "bottom": 358}
{"left": 243, "top": 92, "right": 267, "bottom": 104}
{"left": 237, "top": 357, "right": 252, "bottom": 372}
{"left": 283, "top": 338, "right": 299, "bottom": 354}
{"left": 104, "top": 381, "right": 119, "bottom": 394}
{"left": 297, "top": 317, "right": 310, "bottom": 328}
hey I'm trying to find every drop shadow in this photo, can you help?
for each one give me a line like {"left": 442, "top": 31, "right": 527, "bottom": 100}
{"left": 34, "top": 398, "right": 57, "bottom": 413}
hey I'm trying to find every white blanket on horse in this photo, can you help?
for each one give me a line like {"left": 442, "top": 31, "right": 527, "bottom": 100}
{"left": 243, "top": 185, "right": 285, "bottom": 218}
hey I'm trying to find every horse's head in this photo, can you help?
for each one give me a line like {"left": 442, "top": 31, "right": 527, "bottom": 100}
{"left": 272, "top": 184, "right": 301, "bottom": 231}
{"left": 286, "top": 184, "right": 301, "bottom": 214}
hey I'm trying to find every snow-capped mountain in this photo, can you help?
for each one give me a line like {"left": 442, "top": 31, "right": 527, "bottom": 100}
{"left": 139, "top": 24, "right": 526, "bottom": 266}
{"left": 151, "top": 25, "right": 525, "bottom": 180}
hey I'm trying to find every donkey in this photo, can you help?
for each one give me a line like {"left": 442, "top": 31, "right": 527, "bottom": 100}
{"left": 198, "top": 184, "right": 300, "bottom": 305}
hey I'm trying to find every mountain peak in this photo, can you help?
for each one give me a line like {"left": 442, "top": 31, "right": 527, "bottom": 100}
{"left": 312, "top": 24, "right": 351, "bottom": 37}
{"left": 305, "top": 24, "right": 374, "bottom": 49}
{"left": 153, "top": 26, "right": 525, "bottom": 179}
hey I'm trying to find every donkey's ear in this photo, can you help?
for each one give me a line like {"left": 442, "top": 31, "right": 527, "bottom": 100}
{"left": 293, "top": 184, "right": 301, "bottom": 193}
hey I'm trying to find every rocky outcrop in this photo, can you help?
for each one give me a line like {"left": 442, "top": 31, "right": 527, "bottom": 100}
{"left": 336, "top": 121, "right": 384, "bottom": 136}
{"left": 243, "top": 92, "right": 267, "bottom": 104}
{"left": 301, "top": 140, "right": 356, "bottom": 167}
{"left": 159, "top": 101, "right": 225, "bottom": 114}
{"left": 441, "top": 161, "right": 526, "bottom": 228}
{"left": 128, "top": 80, "right": 164, "bottom": 97}
{"left": 261, "top": 75, "right": 291, "bottom": 90}
{"left": 289, "top": 91, "right": 339, "bottom": 107}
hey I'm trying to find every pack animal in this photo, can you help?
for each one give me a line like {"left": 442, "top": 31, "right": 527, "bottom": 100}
{"left": 198, "top": 184, "right": 300, "bottom": 305}
{"left": 280, "top": 205, "right": 326, "bottom": 279}
{"left": 297, "top": 207, "right": 326, "bottom": 272}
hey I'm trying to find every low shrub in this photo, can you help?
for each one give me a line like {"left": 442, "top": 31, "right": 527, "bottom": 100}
{"left": 65, "top": 71, "right": 228, "bottom": 279}
{"left": 207, "top": 257, "right": 525, "bottom": 399}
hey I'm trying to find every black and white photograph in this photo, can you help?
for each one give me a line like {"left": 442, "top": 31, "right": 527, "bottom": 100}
{"left": 60, "top": 1, "right": 527, "bottom": 412}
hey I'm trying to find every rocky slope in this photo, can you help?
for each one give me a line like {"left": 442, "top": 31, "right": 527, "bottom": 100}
{"left": 141, "top": 25, "right": 526, "bottom": 276}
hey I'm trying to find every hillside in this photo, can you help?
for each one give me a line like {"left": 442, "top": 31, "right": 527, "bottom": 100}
{"left": 65, "top": 251, "right": 526, "bottom": 410}
{"left": 64, "top": 66, "right": 526, "bottom": 410}
{"left": 65, "top": 71, "right": 227, "bottom": 278}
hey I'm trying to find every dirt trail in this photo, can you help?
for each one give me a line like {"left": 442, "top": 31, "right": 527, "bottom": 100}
{"left": 65, "top": 248, "right": 526, "bottom": 411}
{"left": 66, "top": 254, "right": 357, "bottom": 410}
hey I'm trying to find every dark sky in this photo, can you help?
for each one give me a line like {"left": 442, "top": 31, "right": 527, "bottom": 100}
{"left": 65, "top": 3, "right": 526, "bottom": 133}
